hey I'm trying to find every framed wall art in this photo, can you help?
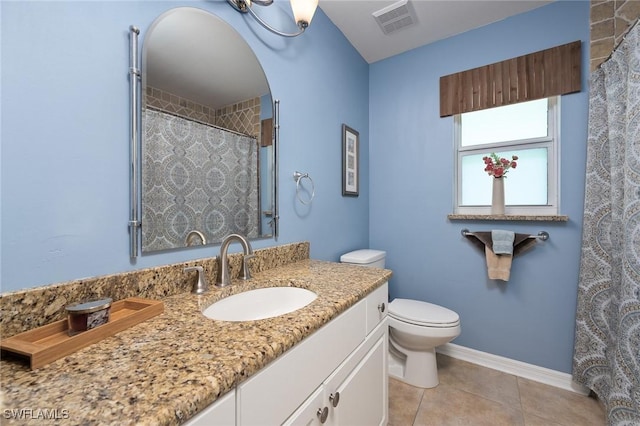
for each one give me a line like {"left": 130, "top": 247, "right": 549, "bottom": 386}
{"left": 342, "top": 124, "right": 359, "bottom": 196}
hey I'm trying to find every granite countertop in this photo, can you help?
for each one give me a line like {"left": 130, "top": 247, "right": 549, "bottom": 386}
{"left": 0, "top": 260, "right": 391, "bottom": 425}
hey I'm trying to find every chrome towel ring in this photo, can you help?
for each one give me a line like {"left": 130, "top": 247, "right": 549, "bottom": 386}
{"left": 293, "top": 171, "right": 315, "bottom": 205}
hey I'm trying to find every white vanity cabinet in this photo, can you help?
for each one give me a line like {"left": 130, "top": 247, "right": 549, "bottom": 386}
{"left": 284, "top": 321, "right": 387, "bottom": 426}
{"left": 186, "top": 282, "right": 388, "bottom": 426}
{"left": 277, "top": 283, "right": 389, "bottom": 426}
{"left": 323, "top": 324, "right": 387, "bottom": 426}
{"left": 237, "top": 299, "right": 368, "bottom": 425}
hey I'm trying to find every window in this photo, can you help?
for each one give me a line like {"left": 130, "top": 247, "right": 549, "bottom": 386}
{"left": 454, "top": 97, "right": 559, "bottom": 215}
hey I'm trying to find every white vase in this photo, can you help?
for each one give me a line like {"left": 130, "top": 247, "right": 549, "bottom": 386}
{"left": 491, "top": 177, "right": 505, "bottom": 215}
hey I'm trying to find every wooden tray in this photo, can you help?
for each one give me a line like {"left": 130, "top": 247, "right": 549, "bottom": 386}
{"left": 1, "top": 297, "right": 164, "bottom": 370}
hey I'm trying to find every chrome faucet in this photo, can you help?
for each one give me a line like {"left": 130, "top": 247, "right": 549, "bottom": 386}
{"left": 216, "top": 234, "right": 255, "bottom": 287}
{"left": 185, "top": 230, "right": 206, "bottom": 246}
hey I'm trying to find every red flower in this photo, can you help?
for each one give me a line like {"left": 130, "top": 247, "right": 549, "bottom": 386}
{"left": 482, "top": 153, "right": 518, "bottom": 178}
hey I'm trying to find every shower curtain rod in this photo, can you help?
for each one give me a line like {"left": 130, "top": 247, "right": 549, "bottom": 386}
{"left": 146, "top": 106, "right": 257, "bottom": 139}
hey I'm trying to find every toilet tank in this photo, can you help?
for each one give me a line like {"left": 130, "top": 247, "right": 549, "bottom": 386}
{"left": 340, "top": 249, "right": 386, "bottom": 268}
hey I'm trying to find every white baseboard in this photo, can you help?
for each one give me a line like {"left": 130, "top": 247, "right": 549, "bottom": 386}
{"left": 437, "top": 343, "right": 590, "bottom": 395}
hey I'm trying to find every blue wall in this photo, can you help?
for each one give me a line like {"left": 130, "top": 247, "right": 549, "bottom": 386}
{"left": 1, "top": 0, "right": 370, "bottom": 291}
{"left": 2, "top": 0, "right": 590, "bottom": 374}
{"left": 369, "top": 0, "right": 590, "bottom": 373}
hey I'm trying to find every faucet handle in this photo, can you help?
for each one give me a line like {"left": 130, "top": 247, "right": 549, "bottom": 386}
{"left": 184, "top": 266, "right": 209, "bottom": 294}
{"left": 240, "top": 254, "right": 256, "bottom": 280}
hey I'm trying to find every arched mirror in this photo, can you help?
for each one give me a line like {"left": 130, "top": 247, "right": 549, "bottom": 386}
{"left": 140, "top": 7, "right": 277, "bottom": 253}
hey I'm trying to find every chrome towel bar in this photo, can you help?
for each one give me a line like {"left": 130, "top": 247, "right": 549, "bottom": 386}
{"left": 461, "top": 229, "right": 549, "bottom": 241}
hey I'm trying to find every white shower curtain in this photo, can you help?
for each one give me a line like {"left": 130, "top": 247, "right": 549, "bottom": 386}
{"left": 573, "top": 21, "right": 640, "bottom": 425}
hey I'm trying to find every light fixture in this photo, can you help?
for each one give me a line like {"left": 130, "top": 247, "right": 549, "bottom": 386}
{"left": 228, "top": 0, "right": 318, "bottom": 37}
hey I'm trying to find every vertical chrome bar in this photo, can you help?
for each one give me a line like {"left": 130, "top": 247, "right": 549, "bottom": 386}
{"left": 273, "top": 99, "right": 280, "bottom": 239}
{"left": 129, "top": 26, "right": 141, "bottom": 258}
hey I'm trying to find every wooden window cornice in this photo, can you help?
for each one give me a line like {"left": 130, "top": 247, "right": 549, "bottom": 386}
{"left": 440, "top": 41, "right": 581, "bottom": 117}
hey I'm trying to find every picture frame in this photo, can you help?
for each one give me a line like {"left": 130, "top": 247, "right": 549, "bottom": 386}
{"left": 342, "top": 124, "right": 359, "bottom": 196}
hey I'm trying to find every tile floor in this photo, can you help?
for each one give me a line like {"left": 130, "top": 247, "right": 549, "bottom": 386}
{"left": 388, "top": 354, "right": 606, "bottom": 426}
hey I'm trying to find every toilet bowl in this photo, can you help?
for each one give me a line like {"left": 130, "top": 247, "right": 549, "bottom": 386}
{"left": 388, "top": 298, "right": 460, "bottom": 388}
{"left": 340, "top": 249, "right": 461, "bottom": 389}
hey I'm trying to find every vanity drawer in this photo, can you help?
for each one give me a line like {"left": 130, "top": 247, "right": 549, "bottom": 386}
{"left": 365, "top": 282, "right": 388, "bottom": 335}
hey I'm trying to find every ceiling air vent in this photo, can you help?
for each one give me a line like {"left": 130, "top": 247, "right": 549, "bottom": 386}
{"left": 372, "top": 0, "right": 418, "bottom": 35}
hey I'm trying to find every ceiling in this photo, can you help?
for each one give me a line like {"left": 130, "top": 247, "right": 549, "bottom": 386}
{"left": 318, "top": 0, "right": 554, "bottom": 63}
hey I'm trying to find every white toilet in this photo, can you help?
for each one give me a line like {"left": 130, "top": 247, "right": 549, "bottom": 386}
{"left": 340, "top": 249, "right": 461, "bottom": 389}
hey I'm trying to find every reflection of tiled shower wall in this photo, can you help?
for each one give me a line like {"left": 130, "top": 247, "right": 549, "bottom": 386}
{"left": 590, "top": 0, "right": 640, "bottom": 70}
{"left": 145, "top": 86, "right": 216, "bottom": 125}
{"left": 145, "top": 86, "right": 261, "bottom": 144}
{"left": 215, "top": 98, "right": 262, "bottom": 141}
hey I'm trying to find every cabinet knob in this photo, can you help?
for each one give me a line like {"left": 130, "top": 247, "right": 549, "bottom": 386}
{"left": 329, "top": 392, "right": 340, "bottom": 407}
{"left": 317, "top": 407, "right": 329, "bottom": 423}
{"left": 378, "top": 303, "right": 386, "bottom": 313}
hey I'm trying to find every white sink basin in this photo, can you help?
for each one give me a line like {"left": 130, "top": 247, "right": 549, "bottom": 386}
{"left": 203, "top": 287, "right": 317, "bottom": 321}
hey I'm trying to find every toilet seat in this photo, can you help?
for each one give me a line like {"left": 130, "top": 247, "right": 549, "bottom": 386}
{"left": 389, "top": 298, "right": 460, "bottom": 328}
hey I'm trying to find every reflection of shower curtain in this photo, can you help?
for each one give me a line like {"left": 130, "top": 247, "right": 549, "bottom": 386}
{"left": 142, "top": 109, "right": 258, "bottom": 252}
{"left": 572, "top": 21, "right": 640, "bottom": 425}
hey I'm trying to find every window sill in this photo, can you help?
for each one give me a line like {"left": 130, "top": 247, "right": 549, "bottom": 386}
{"left": 447, "top": 214, "right": 569, "bottom": 222}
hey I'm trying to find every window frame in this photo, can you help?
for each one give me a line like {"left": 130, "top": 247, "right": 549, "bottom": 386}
{"left": 453, "top": 96, "right": 560, "bottom": 216}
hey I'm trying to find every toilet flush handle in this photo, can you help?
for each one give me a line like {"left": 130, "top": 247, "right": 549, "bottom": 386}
{"left": 378, "top": 302, "right": 386, "bottom": 313}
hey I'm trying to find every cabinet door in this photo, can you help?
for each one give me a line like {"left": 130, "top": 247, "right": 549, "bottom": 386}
{"left": 325, "top": 322, "right": 388, "bottom": 426}
{"left": 183, "top": 389, "right": 235, "bottom": 426}
{"left": 335, "top": 336, "right": 387, "bottom": 426}
{"left": 282, "top": 386, "right": 327, "bottom": 426}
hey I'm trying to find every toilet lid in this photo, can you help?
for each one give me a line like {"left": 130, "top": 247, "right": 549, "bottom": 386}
{"left": 389, "top": 298, "right": 460, "bottom": 327}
